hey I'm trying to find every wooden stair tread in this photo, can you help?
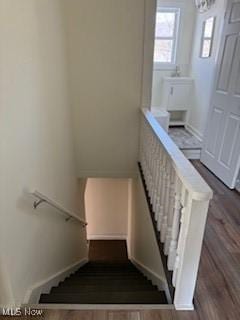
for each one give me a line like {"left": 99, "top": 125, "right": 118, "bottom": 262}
{"left": 59, "top": 278, "right": 151, "bottom": 286}
{"left": 39, "top": 245, "right": 168, "bottom": 305}
{"left": 69, "top": 274, "right": 144, "bottom": 278}
{"left": 40, "top": 291, "right": 167, "bottom": 304}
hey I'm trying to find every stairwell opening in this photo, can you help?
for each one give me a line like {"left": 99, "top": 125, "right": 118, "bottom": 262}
{"left": 38, "top": 176, "right": 171, "bottom": 306}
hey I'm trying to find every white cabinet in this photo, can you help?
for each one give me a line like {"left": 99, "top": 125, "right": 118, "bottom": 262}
{"left": 161, "top": 77, "right": 193, "bottom": 126}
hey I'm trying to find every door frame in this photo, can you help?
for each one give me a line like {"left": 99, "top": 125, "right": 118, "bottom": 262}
{"left": 141, "top": 0, "right": 157, "bottom": 109}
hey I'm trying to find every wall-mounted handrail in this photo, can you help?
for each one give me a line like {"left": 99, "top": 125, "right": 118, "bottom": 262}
{"left": 30, "top": 190, "right": 87, "bottom": 227}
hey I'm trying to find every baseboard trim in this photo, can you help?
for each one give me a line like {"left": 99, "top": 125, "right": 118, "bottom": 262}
{"left": 130, "top": 258, "right": 165, "bottom": 291}
{"left": 175, "top": 303, "right": 194, "bottom": 311}
{"left": 126, "top": 236, "right": 131, "bottom": 259}
{"left": 23, "top": 258, "right": 88, "bottom": 305}
{"left": 185, "top": 124, "right": 203, "bottom": 142}
{"left": 131, "top": 257, "right": 172, "bottom": 304}
{"left": 87, "top": 235, "right": 127, "bottom": 240}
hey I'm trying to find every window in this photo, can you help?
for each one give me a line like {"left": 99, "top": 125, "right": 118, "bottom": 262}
{"left": 153, "top": 8, "right": 180, "bottom": 69}
{"left": 200, "top": 17, "right": 216, "bottom": 58}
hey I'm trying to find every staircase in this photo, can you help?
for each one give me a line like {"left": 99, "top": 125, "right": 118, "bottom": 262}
{"left": 39, "top": 241, "right": 168, "bottom": 305}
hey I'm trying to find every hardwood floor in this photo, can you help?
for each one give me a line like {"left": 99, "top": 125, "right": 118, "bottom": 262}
{"left": 1, "top": 161, "right": 239, "bottom": 319}
{"left": 88, "top": 240, "right": 129, "bottom": 262}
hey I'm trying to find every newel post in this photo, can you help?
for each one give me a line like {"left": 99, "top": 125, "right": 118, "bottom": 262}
{"left": 173, "top": 196, "right": 210, "bottom": 310}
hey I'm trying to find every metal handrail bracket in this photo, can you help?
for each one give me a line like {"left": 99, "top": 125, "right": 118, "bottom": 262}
{"left": 29, "top": 190, "right": 87, "bottom": 227}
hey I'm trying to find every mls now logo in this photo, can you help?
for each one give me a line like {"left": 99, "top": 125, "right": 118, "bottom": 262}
{"left": 2, "top": 308, "right": 21, "bottom": 316}
{"left": 2, "top": 307, "right": 44, "bottom": 317}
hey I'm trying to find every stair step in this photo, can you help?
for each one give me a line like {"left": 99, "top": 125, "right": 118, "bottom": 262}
{"left": 81, "top": 263, "right": 134, "bottom": 266}
{"left": 39, "top": 257, "right": 169, "bottom": 305}
{"left": 74, "top": 269, "right": 141, "bottom": 274}
{"left": 51, "top": 283, "right": 157, "bottom": 294}
{"left": 69, "top": 274, "right": 144, "bottom": 279}
{"left": 59, "top": 277, "right": 151, "bottom": 286}
{"left": 84, "top": 262, "right": 133, "bottom": 266}
{"left": 76, "top": 267, "right": 136, "bottom": 273}
{"left": 39, "top": 291, "right": 167, "bottom": 304}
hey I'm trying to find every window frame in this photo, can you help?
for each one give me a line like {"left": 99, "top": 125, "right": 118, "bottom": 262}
{"left": 200, "top": 16, "right": 216, "bottom": 59}
{"left": 153, "top": 7, "right": 181, "bottom": 70}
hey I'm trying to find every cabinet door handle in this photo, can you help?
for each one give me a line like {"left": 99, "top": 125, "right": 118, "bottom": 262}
{"left": 170, "top": 87, "right": 174, "bottom": 95}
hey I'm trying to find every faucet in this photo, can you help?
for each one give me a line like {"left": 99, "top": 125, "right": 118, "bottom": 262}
{"left": 172, "top": 65, "right": 181, "bottom": 77}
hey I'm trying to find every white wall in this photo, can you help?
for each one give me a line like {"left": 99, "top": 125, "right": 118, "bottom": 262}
{"left": 129, "top": 174, "right": 166, "bottom": 283}
{"left": 151, "top": 0, "right": 196, "bottom": 107}
{"left": 188, "top": 0, "right": 226, "bottom": 139}
{"left": 0, "top": 0, "right": 87, "bottom": 306}
{"left": 63, "top": 0, "right": 145, "bottom": 178}
{"left": 85, "top": 179, "right": 129, "bottom": 239}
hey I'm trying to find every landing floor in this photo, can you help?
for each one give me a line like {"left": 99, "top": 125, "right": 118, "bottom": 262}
{"left": 3, "top": 161, "right": 240, "bottom": 319}
{"left": 169, "top": 127, "right": 202, "bottom": 150}
{"left": 89, "top": 240, "right": 128, "bottom": 263}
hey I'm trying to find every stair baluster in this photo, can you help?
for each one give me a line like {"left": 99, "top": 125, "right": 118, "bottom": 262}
{"left": 167, "top": 176, "right": 182, "bottom": 271}
{"left": 158, "top": 152, "right": 166, "bottom": 234}
{"left": 164, "top": 165, "right": 176, "bottom": 255}
{"left": 139, "top": 108, "right": 212, "bottom": 310}
{"left": 160, "top": 153, "right": 169, "bottom": 243}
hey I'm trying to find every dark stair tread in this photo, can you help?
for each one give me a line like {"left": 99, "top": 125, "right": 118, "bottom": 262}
{"left": 39, "top": 291, "right": 167, "bottom": 304}
{"left": 59, "top": 278, "right": 151, "bottom": 286}
{"left": 68, "top": 274, "right": 144, "bottom": 279}
{"left": 84, "top": 262, "right": 133, "bottom": 265}
{"left": 79, "top": 265, "right": 136, "bottom": 268}
{"left": 51, "top": 284, "right": 158, "bottom": 294}
{"left": 39, "top": 259, "right": 169, "bottom": 305}
{"left": 75, "top": 269, "right": 140, "bottom": 274}
{"left": 81, "top": 265, "right": 134, "bottom": 269}
{"left": 76, "top": 267, "right": 139, "bottom": 273}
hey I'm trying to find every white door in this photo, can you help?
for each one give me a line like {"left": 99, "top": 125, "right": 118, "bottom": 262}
{"left": 201, "top": 0, "right": 240, "bottom": 189}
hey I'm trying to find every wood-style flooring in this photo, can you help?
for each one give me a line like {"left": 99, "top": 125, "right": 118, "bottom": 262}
{"left": 2, "top": 161, "right": 239, "bottom": 319}
{"left": 88, "top": 240, "right": 129, "bottom": 263}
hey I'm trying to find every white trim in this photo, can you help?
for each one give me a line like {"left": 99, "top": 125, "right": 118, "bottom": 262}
{"left": 153, "top": 7, "right": 181, "bottom": 68}
{"left": 182, "top": 149, "right": 201, "bottom": 160}
{"left": 199, "top": 16, "right": 216, "bottom": 59}
{"left": 23, "top": 258, "right": 88, "bottom": 305}
{"left": 185, "top": 124, "right": 203, "bottom": 142}
{"left": 141, "top": 0, "right": 156, "bottom": 108}
{"left": 175, "top": 303, "right": 194, "bottom": 311}
{"left": 130, "top": 258, "right": 165, "bottom": 290}
{"left": 127, "top": 179, "right": 133, "bottom": 259}
{"left": 87, "top": 235, "right": 127, "bottom": 240}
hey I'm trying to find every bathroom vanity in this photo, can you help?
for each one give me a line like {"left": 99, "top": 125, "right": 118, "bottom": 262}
{"left": 161, "top": 77, "right": 194, "bottom": 126}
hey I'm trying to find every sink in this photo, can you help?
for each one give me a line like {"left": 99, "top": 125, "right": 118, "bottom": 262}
{"left": 164, "top": 76, "right": 193, "bottom": 82}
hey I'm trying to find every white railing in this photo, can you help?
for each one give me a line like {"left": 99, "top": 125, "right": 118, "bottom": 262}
{"left": 139, "top": 108, "right": 213, "bottom": 310}
{"left": 30, "top": 190, "right": 87, "bottom": 227}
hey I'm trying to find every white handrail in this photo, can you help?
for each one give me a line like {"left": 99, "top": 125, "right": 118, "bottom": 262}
{"left": 140, "top": 108, "right": 213, "bottom": 310}
{"left": 141, "top": 108, "right": 213, "bottom": 201}
{"left": 30, "top": 190, "right": 87, "bottom": 227}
